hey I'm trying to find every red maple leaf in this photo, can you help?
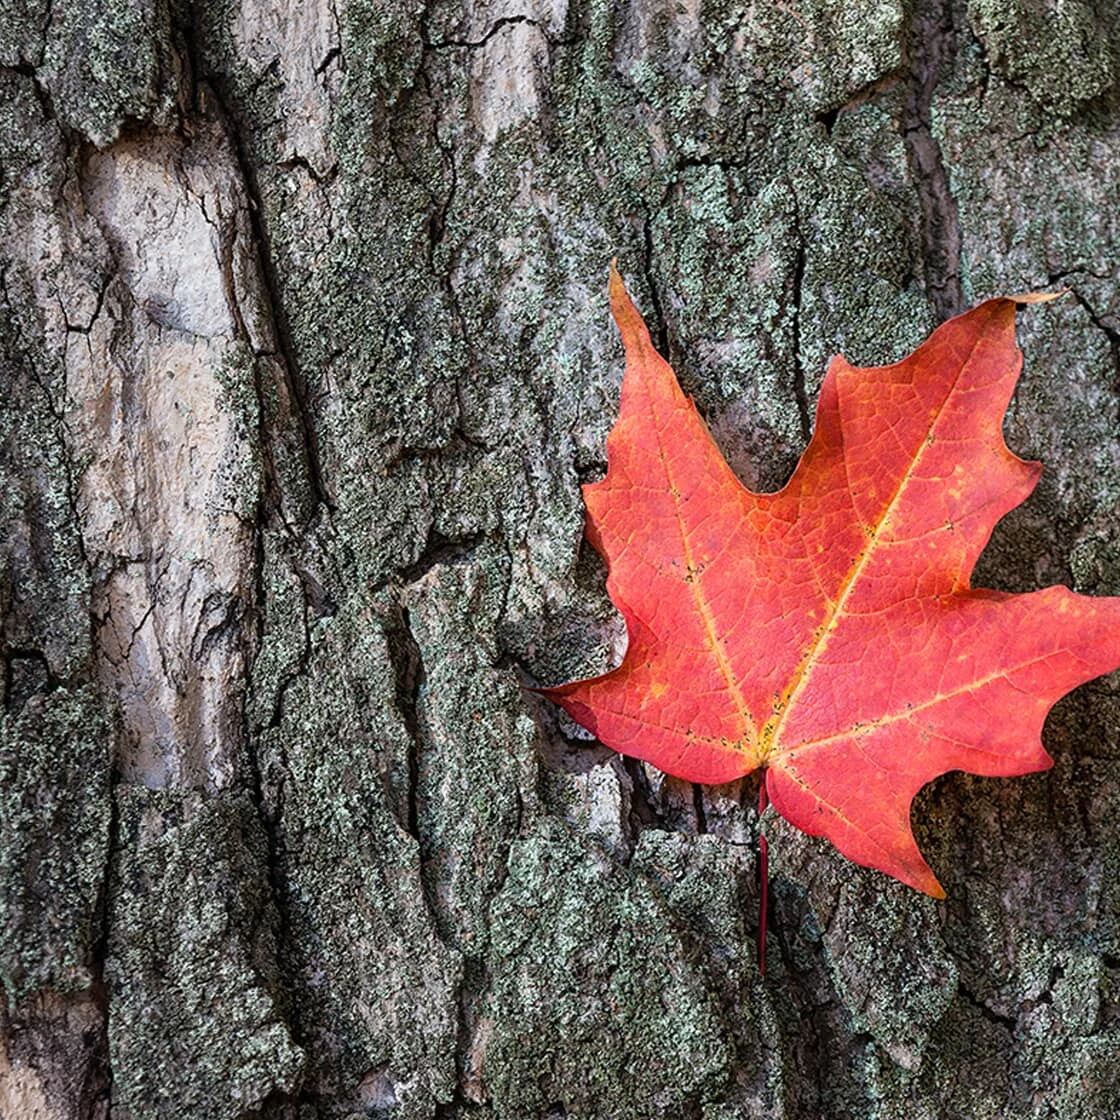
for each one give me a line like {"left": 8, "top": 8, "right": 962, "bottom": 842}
{"left": 542, "top": 266, "right": 1120, "bottom": 897}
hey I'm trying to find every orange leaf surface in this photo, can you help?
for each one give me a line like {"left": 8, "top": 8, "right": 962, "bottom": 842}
{"left": 542, "top": 266, "right": 1120, "bottom": 896}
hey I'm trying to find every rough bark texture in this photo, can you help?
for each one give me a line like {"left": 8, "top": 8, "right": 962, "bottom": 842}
{"left": 3, "top": 1, "right": 1120, "bottom": 1117}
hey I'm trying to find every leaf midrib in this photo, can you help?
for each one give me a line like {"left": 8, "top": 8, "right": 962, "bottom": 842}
{"left": 763, "top": 324, "right": 991, "bottom": 763}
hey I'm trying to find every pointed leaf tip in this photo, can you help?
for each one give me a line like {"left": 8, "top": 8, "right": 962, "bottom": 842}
{"left": 607, "top": 262, "right": 656, "bottom": 357}
{"left": 608, "top": 258, "right": 625, "bottom": 305}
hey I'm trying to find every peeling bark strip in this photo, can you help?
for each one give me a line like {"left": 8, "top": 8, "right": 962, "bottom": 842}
{"left": 74, "top": 126, "right": 260, "bottom": 793}
{"left": 5, "top": 0, "right": 1120, "bottom": 1115}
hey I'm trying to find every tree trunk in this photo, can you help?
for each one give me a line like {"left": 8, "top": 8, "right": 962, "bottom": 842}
{"left": 4, "top": 0, "right": 1120, "bottom": 1116}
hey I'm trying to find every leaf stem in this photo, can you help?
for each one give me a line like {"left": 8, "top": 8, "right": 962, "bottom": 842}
{"left": 758, "top": 777, "right": 769, "bottom": 976}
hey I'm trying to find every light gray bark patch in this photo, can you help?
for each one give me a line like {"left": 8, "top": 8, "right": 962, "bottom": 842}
{"left": 933, "top": 93, "right": 1120, "bottom": 595}
{"left": 72, "top": 122, "right": 271, "bottom": 792}
{"left": 106, "top": 788, "right": 305, "bottom": 1119}
{"left": 0, "top": 687, "right": 111, "bottom": 1004}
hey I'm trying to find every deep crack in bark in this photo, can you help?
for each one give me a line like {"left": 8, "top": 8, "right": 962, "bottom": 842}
{"left": 639, "top": 202, "right": 671, "bottom": 359}
{"left": 1068, "top": 288, "right": 1120, "bottom": 424}
{"left": 789, "top": 190, "right": 812, "bottom": 443}
{"left": 902, "top": 0, "right": 964, "bottom": 322}
{"left": 180, "top": 9, "right": 334, "bottom": 517}
{"left": 387, "top": 605, "right": 426, "bottom": 845}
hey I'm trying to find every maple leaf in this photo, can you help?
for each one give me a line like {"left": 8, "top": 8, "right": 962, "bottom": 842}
{"left": 542, "top": 266, "right": 1120, "bottom": 897}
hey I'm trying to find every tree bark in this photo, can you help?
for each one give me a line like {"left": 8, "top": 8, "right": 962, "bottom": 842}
{"left": 3, "top": 0, "right": 1120, "bottom": 1116}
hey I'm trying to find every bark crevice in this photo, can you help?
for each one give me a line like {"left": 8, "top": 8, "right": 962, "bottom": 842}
{"left": 902, "top": 0, "right": 965, "bottom": 321}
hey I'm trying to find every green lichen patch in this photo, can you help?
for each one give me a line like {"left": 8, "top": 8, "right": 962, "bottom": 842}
{"left": 253, "top": 581, "right": 461, "bottom": 1116}
{"left": 47, "top": 0, "right": 177, "bottom": 145}
{"left": 631, "top": 831, "right": 787, "bottom": 1112}
{"left": 965, "top": 0, "right": 1118, "bottom": 119}
{"left": 0, "top": 94, "right": 93, "bottom": 683}
{"left": 481, "top": 819, "right": 738, "bottom": 1120}
{"left": 34, "top": 0, "right": 178, "bottom": 146}
{"left": 106, "top": 788, "right": 305, "bottom": 1119}
{"left": 793, "top": 0, "right": 907, "bottom": 113}
{"left": 819, "top": 877, "right": 958, "bottom": 1071}
{"left": 0, "top": 0, "right": 50, "bottom": 69}
{"left": 408, "top": 545, "right": 539, "bottom": 955}
{"left": 0, "top": 686, "right": 111, "bottom": 1004}
{"left": 763, "top": 810, "right": 958, "bottom": 1074}
{"left": 909, "top": 996, "right": 1014, "bottom": 1119}
{"left": 0, "top": 337, "right": 93, "bottom": 682}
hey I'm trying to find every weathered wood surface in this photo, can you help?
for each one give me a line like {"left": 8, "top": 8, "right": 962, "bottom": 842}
{"left": 3, "top": 0, "right": 1120, "bottom": 1116}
